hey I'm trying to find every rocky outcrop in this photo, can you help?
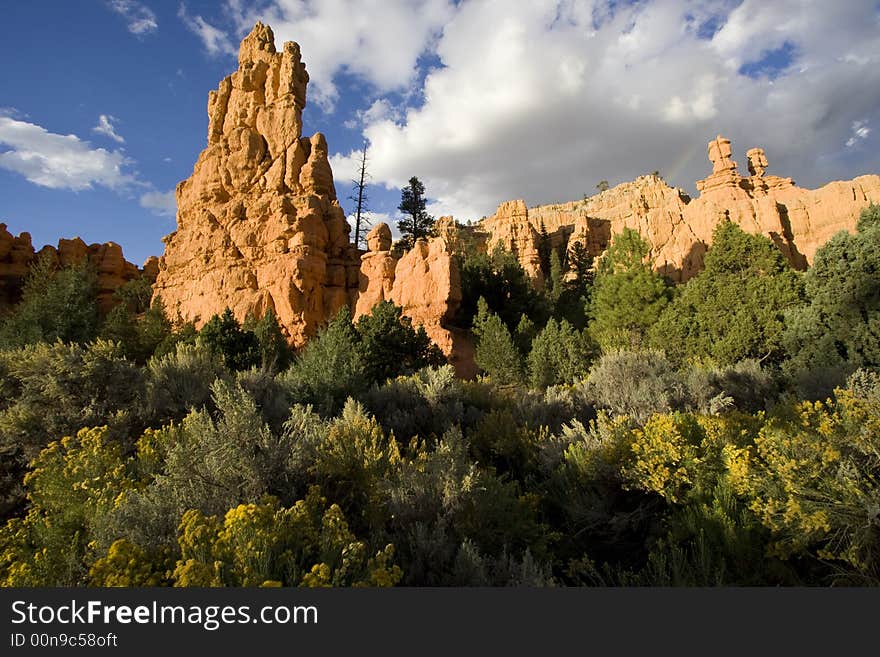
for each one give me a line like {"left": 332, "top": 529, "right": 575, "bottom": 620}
{"left": 484, "top": 200, "right": 544, "bottom": 283}
{"left": 0, "top": 225, "right": 35, "bottom": 308}
{"left": 0, "top": 224, "right": 145, "bottom": 312}
{"left": 355, "top": 223, "right": 397, "bottom": 318}
{"left": 389, "top": 237, "right": 462, "bottom": 357}
{"left": 354, "top": 222, "right": 473, "bottom": 377}
{"left": 483, "top": 135, "right": 880, "bottom": 281}
{"left": 152, "top": 23, "right": 361, "bottom": 342}
{"left": 152, "top": 24, "right": 466, "bottom": 371}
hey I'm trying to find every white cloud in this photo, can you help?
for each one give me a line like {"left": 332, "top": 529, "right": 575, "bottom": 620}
{"left": 224, "top": 0, "right": 455, "bottom": 109}
{"left": 326, "top": 0, "right": 880, "bottom": 221}
{"left": 140, "top": 190, "right": 177, "bottom": 216}
{"left": 179, "top": 3, "right": 237, "bottom": 57}
{"left": 0, "top": 115, "right": 137, "bottom": 191}
{"left": 107, "top": 0, "right": 158, "bottom": 35}
{"left": 329, "top": 150, "right": 362, "bottom": 186}
{"left": 846, "top": 120, "right": 871, "bottom": 147}
{"left": 92, "top": 114, "right": 125, "bottom": 144}
{"left": 344, "top": 100, "right": 399, "bottom": 130}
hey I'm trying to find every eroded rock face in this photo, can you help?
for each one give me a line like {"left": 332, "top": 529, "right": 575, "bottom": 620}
{"left": 152, "top": 24, "right": 465, "bottom": 370}
{"left": 483, "top": 136, "right": 880, "bottom": 281}
{"left": 152, "top": 23, "right": 360, "bottom": 343}
{"left": 353, "top": 222, "right": 473, "bottom": 376}
{"left": 355, "top": 223, "right": 397, "bottom": 319}
{"left": 485, "top": 200, "right": 544, "bottom": 283}
{"left": 0, "top": 224, "right": 144, "bottom": 312}
{"left": 389, "top": 237, "right": 461, "bottom": 354}
{"left": 0, "top": 225, "right": 35, "bottom": 308}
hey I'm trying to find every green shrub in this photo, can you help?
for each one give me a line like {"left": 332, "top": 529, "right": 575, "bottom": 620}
{"left": 0, "top": 340, "right": 145, "bottom": 458}
{"left": 0, "top": 253, "right": 99, "bottom": 348}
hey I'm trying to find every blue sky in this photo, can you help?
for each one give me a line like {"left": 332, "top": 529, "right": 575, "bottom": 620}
{"left": 1, "top": 1, "right": 879, "bottom": 266}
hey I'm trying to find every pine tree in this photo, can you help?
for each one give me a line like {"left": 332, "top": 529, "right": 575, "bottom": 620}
{"left": 396, "top": 176, "right": 434, "bottom": 251}
{"left": 537, "top": 220, "right": 551, "bottom": 279}
{"left": 589, "top": 228, "right": 671, "bottom": 350}
{"left": 548, "top": 249, "right": 565, "bottom": 301}
{"left": 243, "top": 308, "right": 292, "bottom": 373}
{"left": 473, "top": 297, "right": 523, "bottom": 384}
{"left": 0, "top": 252, "right": 99, "bottom": 347}
{"left": 198, "top": 308, "right": 260, "bottom": 371}
{"left": 355, "top": 300, "right": 444, "bottom": 382}
{"left": 782, "top": 203, "right": 880, "bottom": 376}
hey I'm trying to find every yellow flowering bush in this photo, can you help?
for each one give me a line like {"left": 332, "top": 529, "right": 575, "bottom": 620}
{"left": 0, "top": 426, "right": 135, "bottom": 586}
{"left": 729, "top": 393, "right": 880, "bottom": 576}
{"left": 171, "top": 487, "right": 402, "bottom": 587}
{"left": 621, "top": 413, "right": 701, "bottom": 503}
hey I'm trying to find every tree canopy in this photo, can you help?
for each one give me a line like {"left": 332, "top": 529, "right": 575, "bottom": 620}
{"left": 653, "top": 221, "right": 804, "bottom": 366}
{"left": 589, "top": 228, "right": 671, "bottom": 350}
{"left": 396, "top": 176, "right": 435, "bottom": 251}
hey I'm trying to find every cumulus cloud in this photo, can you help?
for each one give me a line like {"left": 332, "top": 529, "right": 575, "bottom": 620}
{"left": 344, "top": 99, "right": 403, "bottom": 130}
{"left": 107, "top": 0, "right": 158, "bottom": 35}
{"left": 846, "top": 120, "right": 871, "bottom": 147}
{"left": 140, "top": 190, "right": 177, "bottom": 216}
{"left": 326, "top": 0, "right": 880, "bottom": 221}
{"left": 0, "top": 115, "right": 137, "bottom": 191}
{"left": 175, "top": 1, "right": 879, "bottom": 221}
{"left": 92, "top": 114, "right": 125, "bottom": 144}
{"left": 179, "top": 3, "right": 237, "bottom": 57}
{"left": 224, "top": 0, "right": 455, "bottom": 109}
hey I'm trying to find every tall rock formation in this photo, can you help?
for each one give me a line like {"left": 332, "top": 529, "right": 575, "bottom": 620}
{"left": 152, "top": 23, "right": 361, "bottom": 343}
{"left": 483, "top": 135, "right": 880, "bottom": 281}
{"left": 152, "top": 23, "right": 467, "bottom": 370}
{"left": 0, "top": 223, "right": 145, "bottom": 313}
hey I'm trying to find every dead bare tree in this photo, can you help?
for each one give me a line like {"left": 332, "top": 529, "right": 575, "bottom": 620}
{"left": 349, "top": 141, "right": 372, "bottom": 249}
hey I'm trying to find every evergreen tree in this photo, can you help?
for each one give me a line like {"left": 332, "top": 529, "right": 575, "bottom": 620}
{"left": 458, "top": 243, "right": 547, "bottom": 331}
{"left": 198, "top": 308, "right": 260, "bottom": 371}
{"left": 537, "top": 220, "right": 551, "bottom": 279}
{"left": 473, "top": 297, "right": 523, "bottom": 385}
{"left": 514, "top": 313, "right": 537, "bottom": 355}
{"left": 652, "top": 221, "right": 804, "bottom": 366}
{"left": 568, "top": 241, "right": 594, "bottom": 289}
{"left": 527, "top": 318, "right": 594, "bottom": 388}
{"left": 552, "top": 241, "right": 593, "bottom": 328}
{"left": 355, "top": 301, "right": 445, "bottom": 383}
{"left": 100, "top": 276, "right": 172, "bottom": 364}
{"left": 281, "top": 306, "right": 365, "bottom": 415}
{"left": 0, "top": 252, "right": 99, "bottom": 347}
{"left": 589, "top": 228, "right": 670, "bottom": 350}
{"left": 243, "top": 308, "right": 292, "bottom": 373}
{"left": 396, "top": 176, "right": 434, "bottom": 251}
{"left": 548, "top": 249, "right": 564, "bottom": 301}
{"left": 783, "top": 204, "right": 880, "bottom": 376}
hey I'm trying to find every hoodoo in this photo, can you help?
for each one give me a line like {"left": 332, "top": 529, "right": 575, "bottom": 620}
{"left": 483, "top": 135, "right": 880, "bottom": 282}
{"left": 152, "top": 23, "right": 464, "bottom": 366}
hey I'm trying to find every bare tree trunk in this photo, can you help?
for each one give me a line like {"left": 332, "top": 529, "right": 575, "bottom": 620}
{"left": 351, "top": 142, "right": 370, "bottom": 249}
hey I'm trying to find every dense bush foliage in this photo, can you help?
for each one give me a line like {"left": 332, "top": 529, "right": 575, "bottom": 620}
{"left": 2, "top": 206, "right": 880, "bottom": 587}
{"left": 0, "top": 254, "right": 99, "bottom": 348}
{"left": 782, "top": 204, "right": 880, "bottom": 395}
{"left": 589, "top": 228, "right": 671, "bottom": 349}
{"left": 653, "top": 221, "right": 804, "bottom": 366}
